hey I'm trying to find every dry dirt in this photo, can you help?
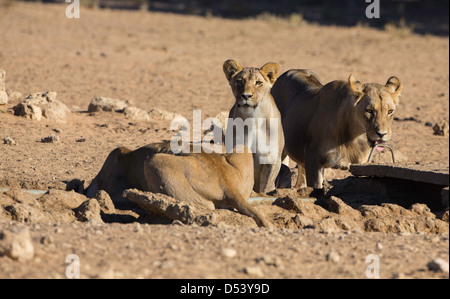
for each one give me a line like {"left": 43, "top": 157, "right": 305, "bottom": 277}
{"left": 0, "top": 2, "right": 449, "bottom": 279}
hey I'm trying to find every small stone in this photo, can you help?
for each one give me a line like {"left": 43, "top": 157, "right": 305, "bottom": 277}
{"left": 41, "top": 134, "right": 60, "bottom": 144}
{"left": 244, "top": 266, "right": 264, "bottom": 277}
{"left": 222, "top": 248, "right": 237, "bottom": 258}
{"left": 0, "top": 227, "right": 35, "bottom": 262}
{"left": 326, "top": 251, "right": 340, "bottom": 263}
{"left": 40, "top": 235, "right": 54, "bottom": 245}
{"left": 427, "top": 258, "right": 449, "bottom": 273}
{"left": 433, "top": 119, "right": 449, "bottom": 137}
{"left": 376, "top": 242, "right": 383, "bottom": 250}
{"left": 3, "top": 137, "right": 17, "bottom": 145}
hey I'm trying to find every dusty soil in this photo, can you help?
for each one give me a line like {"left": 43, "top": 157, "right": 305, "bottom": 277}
{"left": 0, "top": 2, "right": 449, "bottom": 279}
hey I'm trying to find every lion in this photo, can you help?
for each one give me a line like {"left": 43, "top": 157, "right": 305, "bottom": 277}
{"left": 271, "top": 69, "right": 402, "bottom": 192}
{"left": 83, "top": 142, "right": 272, "bottom": 227}
{"left": 223, "top": 59, "right": 286, "bottom": 194}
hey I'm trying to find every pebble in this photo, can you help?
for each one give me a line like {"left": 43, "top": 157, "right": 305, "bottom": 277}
{"left": 41, "top": 134, "right": 60, "bottom": 144}
{"left": 3, "top": 137, "right": 17, "bottom": 145}
{"left": 427, "top": 258, "right": 449, "bottom": 273}
{"left": 244, "top": 266, "right": 264, "bottom": 277}
{"left": 221, "top": 248, "right": 237, "bottom": 258}
{"left": 326, "top": 251, "right": 340, "bottom": 263}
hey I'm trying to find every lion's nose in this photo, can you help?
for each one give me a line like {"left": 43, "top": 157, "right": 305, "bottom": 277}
{"left": 241, "top": 93, "right": 253, "bottom": 100}
{"left": 376, "top": 131, "right": 388, "bottom": 138}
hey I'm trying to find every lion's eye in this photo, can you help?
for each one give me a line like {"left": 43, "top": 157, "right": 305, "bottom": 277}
{"left": 255, "top": 81, "right": 263, "bottom": 87}
{"left": 388, "top": 109, "right": 395, "bottom": 115}
{"left": 365, "top": 108, "right": 373, "bottom": 114}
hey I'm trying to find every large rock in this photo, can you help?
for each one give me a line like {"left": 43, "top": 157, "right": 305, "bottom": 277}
{"left": 123, "top": 189, "right": 257, "bottom": 227}
{"left": 88, "top": 96, "right": 128, "bottom": 112}
{"left": 148, "top": 108, "right": 182, "bottom": 120}
{"left": 123, "top": 106, "right": 150, "bottom": 122}
{"left": 13, "top": 91, "right": 70, "bottom": 122}
{"left": 124, "top": 189, "right": 212, "bottom": 225}
{"left": 75, "top": 199, "right": 103, "bottom": 223}
{"left": 12, "top": 103, "right": 42, "bottom": 121}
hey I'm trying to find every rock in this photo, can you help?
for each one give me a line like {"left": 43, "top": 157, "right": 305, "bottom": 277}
{"left": 433, "top": 119, "right": 449, "bottom": 137}
{"left": 359, "top": 204, "right": 414, "bottom": 218}
{"left": 293, "top": 214, "right": 314, "bottom": 228}
{"left": 326, "top": 251, "right": 340, "bottom": 263}
{"left": 88, "top": 96, "right": 128, "bottom": 112}
{"left": 439, "top": 209, "right": 449, "bottom": 222}
{"left": 320, "top": 196, "right": 362, "bottom": 220}
{"left": 13, "top": 103, "right": 42, "bottom": 121}
{"left": 148, "top": 108, "right": 182, "bottom": 121}
{"left": 410, "top": 203, "right": 435, "bottom": 218}
{"left": 0, "top": 227, "right": 35, "bottom": 262}
{"left": 427, "top": 258, "right": 449, "bottom": 273}
{"left": 38, "top": 189, "right": 87, "bottom": 210}
{"left": 0, "top": 69, "right": 6, "bottom": 90}
{"left": 6, "top": 89, "right": 22, "bottom": 102}
{"left": 221, "top": 248, "right": 237, "bottom": 258}
{"left": 41, "top": 134, "right": 60, "bottom": 143}
{"left": 0, "top": 69, "right": 8, "bottom": 105}
{"left": 123, "top": 189, "right": 213, "bottom": 225}
{"left": 257, "top": 255, "right": 283, "bottom": 268}
{"left": 123, "top": 106, "right": 150, "bottom": 122}
{"left": 75, "top": 199, "right": 103, "bottom": 223}
{"left": 94, "top": 190, "right": 115, "bottom": 213}
{"left": 4, "top": 203, "right": 48, "bottom": 223}
{"left": 273, "top": 196, "right": 328, "bottom": 221}
{"left": 3, "top": 137, "right": 17, "bottom": 145}
{"left": 0, "top": 90, "right": 8, "bottom": 105}
{"left": 204, "top": 111, "right": 229, "bottom": 134}
{"left": 14, "top": 91, "right": 70, "bottom": 122}
{"left": 244, "top": 266, "right": 264, "bottom": 277}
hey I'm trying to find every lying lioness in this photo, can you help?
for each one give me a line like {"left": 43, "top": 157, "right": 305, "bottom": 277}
{"left": 271, "top": 70, "right": 402, "bottom": 191}
{"left": 84, "top": 142, "right": 272, "bottom": 227}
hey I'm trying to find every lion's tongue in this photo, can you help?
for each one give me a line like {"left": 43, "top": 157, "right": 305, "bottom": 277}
{"left": 374, "top": 140, "right": 386, "bottom": 152}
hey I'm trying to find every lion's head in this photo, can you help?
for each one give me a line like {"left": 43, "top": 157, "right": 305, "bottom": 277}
{"left": 223, "top": 60, "right": 280, "bottom": 112}
{"left": 349, "top": 75, "right": 402, "bottom": 147}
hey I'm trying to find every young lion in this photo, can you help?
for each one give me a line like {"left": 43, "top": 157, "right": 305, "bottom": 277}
{"left": 223, "top": 60, "right": 285, "bottom": 194}
{"left": 84, "top": 142, "right": 272, "bottom": 227}
{"left": 271, "top": 70, "right": 402, "bottom": 192}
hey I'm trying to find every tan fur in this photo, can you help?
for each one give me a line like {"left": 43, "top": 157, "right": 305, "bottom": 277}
{"left": 271, "top": 70, "right": 402, "bottom": 190}
{"left": 223, "top": 59, "right": 285, "bottom": 193}
{"left": 84, "top": 142, "right": 272, "bottom": 227}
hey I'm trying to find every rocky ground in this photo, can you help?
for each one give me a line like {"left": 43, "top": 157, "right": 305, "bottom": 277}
{"left": 0, "top": 2, "right": 449, "bottom": 279}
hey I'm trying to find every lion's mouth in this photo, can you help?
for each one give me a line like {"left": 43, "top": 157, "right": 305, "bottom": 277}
{"left": 237, "top": 102, "right": 257, "bottom": 109}
{"left": 372, "top": 140, "right": 387, "bottom": 152}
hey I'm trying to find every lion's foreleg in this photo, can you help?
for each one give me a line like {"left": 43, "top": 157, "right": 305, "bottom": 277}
{"left": 295, "top": 164, "right": 307, "bottom": 190}
{"left": 305, "top": 156, "right": 325, "bottom": 190}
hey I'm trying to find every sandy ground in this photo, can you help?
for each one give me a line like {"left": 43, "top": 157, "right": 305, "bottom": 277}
{"left": 0, "top": 2, "right": 449, "bottom": 279}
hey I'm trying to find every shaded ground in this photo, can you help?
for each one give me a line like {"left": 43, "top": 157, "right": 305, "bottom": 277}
{"left": 0, "top": 2, "right": 449, "bottom": 279}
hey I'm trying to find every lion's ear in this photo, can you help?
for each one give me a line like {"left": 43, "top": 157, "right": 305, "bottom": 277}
{"left": 385, "top": 76, "right": 402, "bottom": 104}
{"left": 223, "top": 60, "right": 243, "bottom": 82}
{"left": 348, "top": 74, "right": 365, "bottom": 105}
{"left": 260, "top": 62, "right": 280, "bottom": 85}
